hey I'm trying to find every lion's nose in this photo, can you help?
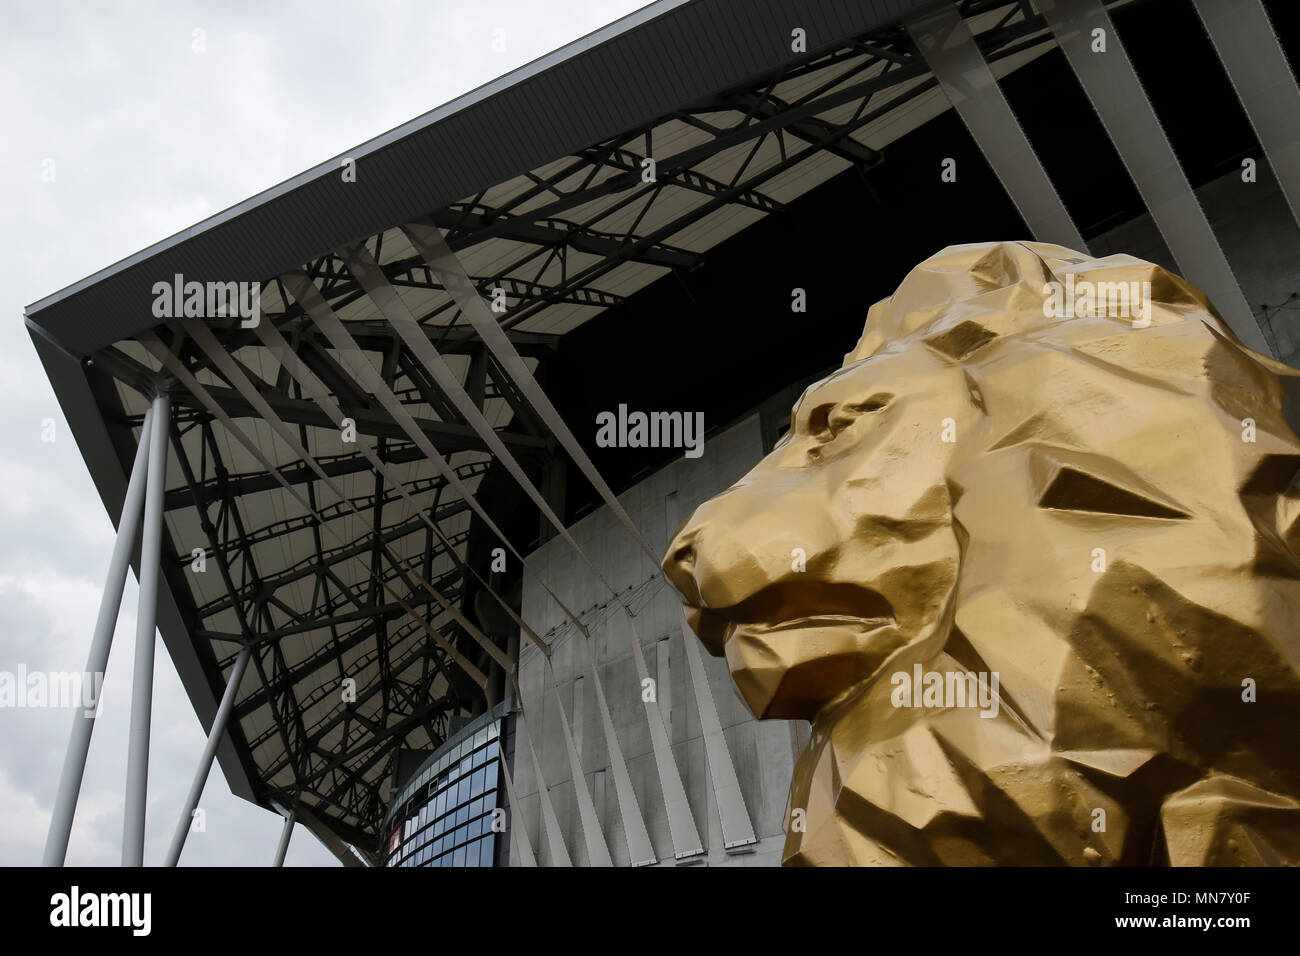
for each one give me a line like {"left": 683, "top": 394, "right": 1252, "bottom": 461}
{"left": 662, "top": 524, "right": 702, "bottom": 606}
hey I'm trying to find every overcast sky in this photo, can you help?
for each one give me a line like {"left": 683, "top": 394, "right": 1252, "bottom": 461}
{"left": 0, "top": 0, "right": 651, "bottom": 867}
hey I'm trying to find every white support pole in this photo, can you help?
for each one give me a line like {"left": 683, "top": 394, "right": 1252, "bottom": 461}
{"left": 42, "top": 402, "right": 156, "bottom": 867}
{"left": 272, "top": 810, "right": 296, "bottom": 867}
{"left": 163, "top": 644, "right": 253, "bottom": 867}
{"left": 122, "top": 392, "right": 170, "bottom": 867}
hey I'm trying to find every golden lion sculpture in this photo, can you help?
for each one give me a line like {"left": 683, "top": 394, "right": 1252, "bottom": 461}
{"left": 664, "top": 241, "right": 1300, "bottom": 866}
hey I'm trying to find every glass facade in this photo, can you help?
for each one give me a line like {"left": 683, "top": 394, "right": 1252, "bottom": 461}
{"left": 383, "top": 709, "right": 511, "bottom": 867}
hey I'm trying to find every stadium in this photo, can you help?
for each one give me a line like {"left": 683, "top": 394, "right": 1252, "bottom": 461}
{"left": 25, "top": 0, "right": 1300, "bottom": 867}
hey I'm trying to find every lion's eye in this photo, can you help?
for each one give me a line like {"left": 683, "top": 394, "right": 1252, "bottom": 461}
{"left": 807, "top": 403, "right": 837, "bottom": 438}
{"left": 854, "top": 393, "right": 893, "bottom": 413}
{"left": 805, "top": 393, "right": 891, "bottom": 442}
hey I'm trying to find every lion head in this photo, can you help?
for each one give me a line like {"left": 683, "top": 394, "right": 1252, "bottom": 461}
{"left": 664, "top": 241, "right": 1300, "bottom": 866}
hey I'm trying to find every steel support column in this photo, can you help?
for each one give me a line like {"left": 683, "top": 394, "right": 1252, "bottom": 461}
{"left": 122, "top": 392, "right": 170, "bottom": 867}
{"left": 1039, "top": 0, "right": 1272, "bottom": 355}
{"left": 43, "top": 401, "right": 155, "bottom": 867}
{"left": 907, "top": 4, "right": 1088, "bottom": 251}
{"left": 163, "top": 644, "right": 253, "bottom": 866}
{"left": 1193, "top": 0, "right": 1300, "bottom": 234}
{"left": 272, "top": 809, "right": 295, "bottom": 867}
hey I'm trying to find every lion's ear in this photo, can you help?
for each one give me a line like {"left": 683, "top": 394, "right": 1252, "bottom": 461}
{"left": 1018, "top": 241, "right": 1092, "bottom": 271}
{"left": 844, "top": 299, "right": 891, "bottom": 364}
{"left": 844, "top": 242, "right": 1078, "bottom": 367}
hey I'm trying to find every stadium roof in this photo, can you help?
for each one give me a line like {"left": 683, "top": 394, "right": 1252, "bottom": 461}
{"left": 26, "top": 0, "right": 1182, "bottom": 863}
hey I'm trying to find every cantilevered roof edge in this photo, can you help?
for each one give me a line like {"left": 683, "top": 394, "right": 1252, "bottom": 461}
{"left": 24, "top": 0, "right": 928, "bottom": 356}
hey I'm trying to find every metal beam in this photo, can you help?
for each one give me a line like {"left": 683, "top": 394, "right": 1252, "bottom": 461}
{"left": 43, "top": 401, "right": 154, "bottom": 867}
{"left": 907, "top": 3, "right": 1087, "bottom": 251}
{"left": 579, "top": 634, "right": 655, "bottom": 866}
{"left": 1039, "top": 0, "right": 1272, "bottom": 355}
{"left": 164, "top": 644, "right": 252, "bottom": 866}
{"left": 175, "top": 384, "right": 546, "bottom": 455}
{"left": 621, "top": 608, "right": 702, "bottom": 861}
{"left": 429, "top": 209, "right": 699, "bottom": 269}
{"left": 271, "top": 808, "right": 295, "bottom": 866}
{"left": 543, "top": 659, "right": 612, "bottom": 866}
{"left": 165, "top": 452, "right": 487, "bottom": 513}
{"left": 1193, "top": 0, "right": 1300, "bottom": 234}
{"left": 282, "top": 273, "right": 550, "bottom": 652}
{"left": 122, "top": 393, "right": 170, "bottom": 867}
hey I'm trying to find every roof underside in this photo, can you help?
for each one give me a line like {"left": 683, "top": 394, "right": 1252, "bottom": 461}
{"left": 26, "top": 0, "right": 1126, "bottom": 858}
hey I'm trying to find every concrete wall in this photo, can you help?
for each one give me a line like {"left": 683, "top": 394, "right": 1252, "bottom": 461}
{"left": 512, "top": 413, "right": 803, "bottom": 867}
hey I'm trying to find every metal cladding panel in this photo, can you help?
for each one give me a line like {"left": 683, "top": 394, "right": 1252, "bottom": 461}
{"left": 24, "top": 0, "right": 928, "bottom": 356}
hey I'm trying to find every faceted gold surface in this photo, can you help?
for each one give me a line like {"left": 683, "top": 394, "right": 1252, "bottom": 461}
{"left": 663, "top": 241, "right": 1300, "bottom": 865}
